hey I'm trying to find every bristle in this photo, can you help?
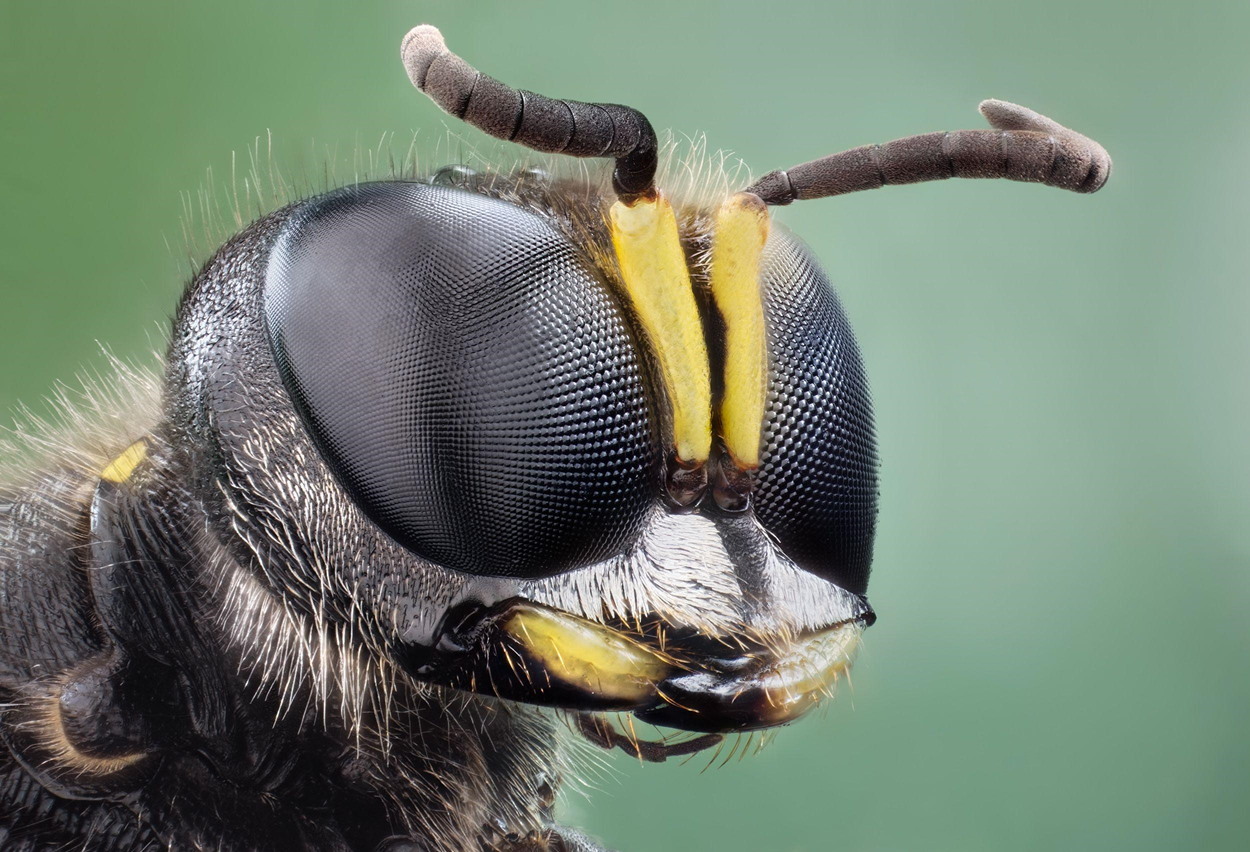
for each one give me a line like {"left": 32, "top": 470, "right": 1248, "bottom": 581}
{"left": 0, "top": 351, "right": 162, "bottom": 496}
{"left": 175, "top": 130, "right": 751, "bottom": 279}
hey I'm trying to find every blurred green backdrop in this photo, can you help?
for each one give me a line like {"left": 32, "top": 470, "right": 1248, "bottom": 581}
{"left": 2, "top": 2, "right": 1247, "bottom": 850}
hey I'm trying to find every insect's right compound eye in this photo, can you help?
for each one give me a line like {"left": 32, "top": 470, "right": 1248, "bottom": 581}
{"left": 263, "top": 181, "right": 661, "bottom": 579}
{"left": 753, "top": 232, "right": 878, "bottom": 595}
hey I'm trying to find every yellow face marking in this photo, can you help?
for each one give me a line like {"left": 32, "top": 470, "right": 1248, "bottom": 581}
{"left": 99, "top": 439, "right": 148, "bottom": 484}
{"left": 609, "top": 195, "right": 712, "bottom": 465}
{"left": 502, "top": 605, "right": 673, "bottom": 704}
{"left": 709, "top": 192, "right": 770, "bottom": 469}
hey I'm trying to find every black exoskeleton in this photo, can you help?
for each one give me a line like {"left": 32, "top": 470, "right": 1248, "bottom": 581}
{"left": 0, "top": 22, "right": 1108, "bottom": 852}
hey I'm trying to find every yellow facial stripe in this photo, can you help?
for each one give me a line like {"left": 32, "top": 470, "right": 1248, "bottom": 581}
{"left": 502, "top": 605, "right": 672, "bottom": 704}
{"left": 709, "top": 192, "right": 770, "bottom": 469}
{"left": 609, "top": 195, "right": 712, "bottom": 465}
{"left": 99, "top": 439, "right": 148, "bottom": 484}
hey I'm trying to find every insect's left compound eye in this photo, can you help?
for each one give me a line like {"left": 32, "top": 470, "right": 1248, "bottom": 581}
{"left": 263, "top": 181, "right": 660, "bottom": 578}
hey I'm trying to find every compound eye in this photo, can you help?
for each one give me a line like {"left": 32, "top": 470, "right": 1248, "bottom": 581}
{"left": 263, "top": 182, "right": 660, "bottom": 578}
{"left": 752, "top": 232, "right": 878, "bottom": 594}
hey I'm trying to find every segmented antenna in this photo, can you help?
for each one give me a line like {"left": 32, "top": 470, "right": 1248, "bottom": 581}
{"left": 747, "top": 99, "right": 1111, "bottom": 205}
{"left": 401, "top": 25, "right": 659, "bottom": 202}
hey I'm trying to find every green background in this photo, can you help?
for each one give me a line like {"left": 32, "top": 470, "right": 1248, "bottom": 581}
{"left": 2, "top": 2, "right": 1246, "bottom": 849}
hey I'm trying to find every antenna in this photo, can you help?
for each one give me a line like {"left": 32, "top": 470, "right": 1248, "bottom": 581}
{"left": 401, "top": 25, "right": 659, "bottom": 203}
{"left": 747, "top": 99, "right": 1111, "bottom": 205}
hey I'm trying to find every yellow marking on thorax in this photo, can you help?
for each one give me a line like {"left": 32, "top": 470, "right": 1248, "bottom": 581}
{"left": 709, "top": 192, "right": 770, "bottom": 469}
{"left": 609, "top": 195, "right": 712, "bottom": 465}
{"left": 100, "top": 439, "right": 148, "bottom": 484}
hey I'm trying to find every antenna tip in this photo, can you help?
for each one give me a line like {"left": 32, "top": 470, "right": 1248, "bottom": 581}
{"left": 401, "top": 24, "right": 448, "bottom": 89}
{"left": 978, "top": 99, "right": 1031, "bottom": 126}
{"left": 977, "top": 99, "right": 1065, "bottom": 135}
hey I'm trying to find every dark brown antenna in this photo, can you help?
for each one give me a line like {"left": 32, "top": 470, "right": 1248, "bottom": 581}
{"left": 747, "top": 99, "right": 1111, "bottom": 205}
{"left": 401, "top": 25, "right": 658, "bottom": 202}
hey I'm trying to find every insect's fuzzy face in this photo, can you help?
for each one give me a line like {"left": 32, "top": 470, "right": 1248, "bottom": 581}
{"left": 149, "top": 20, "right": 1111, "bottom": 750}
{"left": 156, "top": 20, "right": 1111, "bottom": 746}
{"left": 0, "top": 18, "right": 1115, "bottom": 852}
{"left": 171, "top": 165, "right": 876, "bottom": 736}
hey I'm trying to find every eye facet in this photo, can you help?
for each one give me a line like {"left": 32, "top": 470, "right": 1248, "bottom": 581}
{"left": 264, "top": 181, "right": 660, "bottom": 578}
{"left": 752, "top": 231, "right": 878, "bottom": 594}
